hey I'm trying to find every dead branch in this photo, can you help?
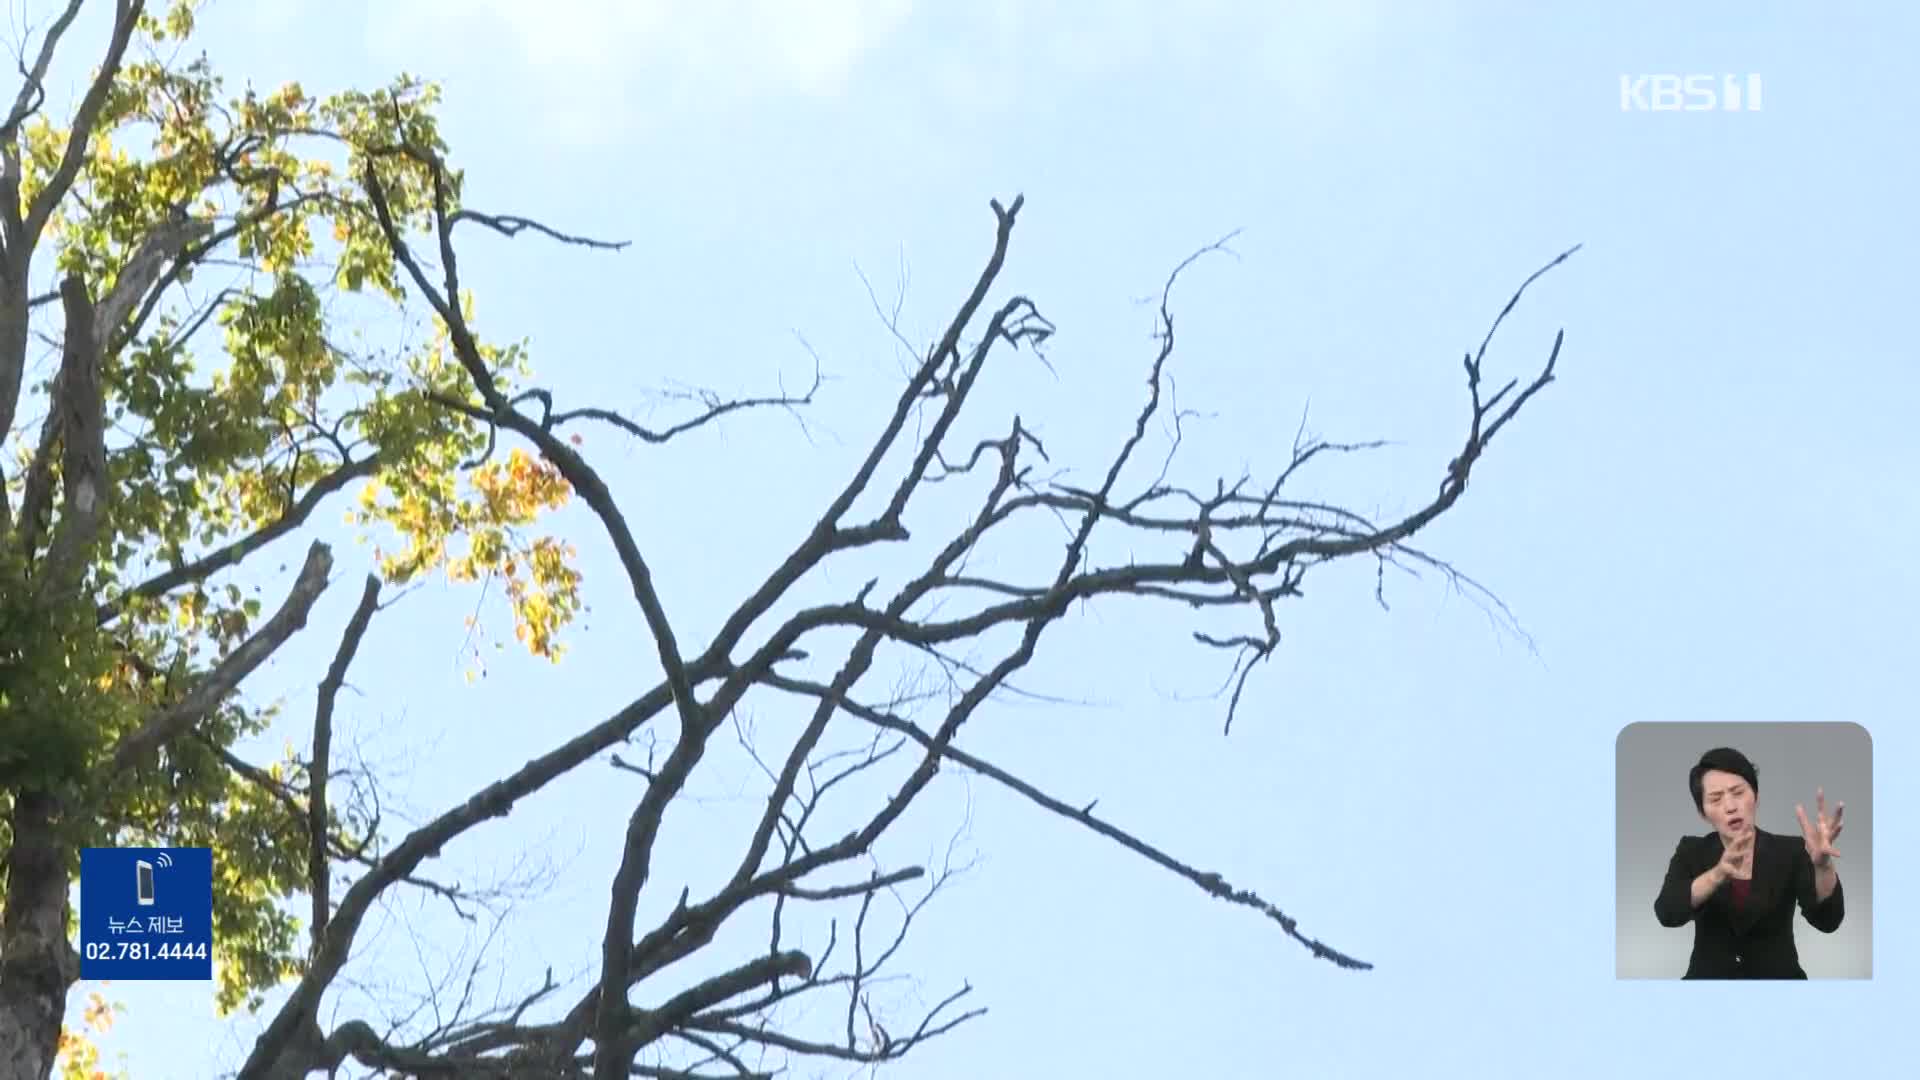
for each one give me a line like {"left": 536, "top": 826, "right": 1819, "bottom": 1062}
{"left": 311, "top": 575, "right": 383, "bottom": 950}
{"left": 229, "top": 163, "right": 1571, "bottom": 1077}
{"left": 98, "top": 453, "right": 383, "bottom": 626}
{"left": 108, "top": 541, "right": 334, "bottom": 773}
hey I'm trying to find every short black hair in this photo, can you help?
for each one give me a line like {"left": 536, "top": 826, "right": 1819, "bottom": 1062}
{"left": 1689, "top": 747, "right": 1759, "bottom": 813}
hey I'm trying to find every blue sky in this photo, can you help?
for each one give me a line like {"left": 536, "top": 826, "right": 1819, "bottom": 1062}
{"left": 52, "top": 0, "right": 1919, "bottom": 1076}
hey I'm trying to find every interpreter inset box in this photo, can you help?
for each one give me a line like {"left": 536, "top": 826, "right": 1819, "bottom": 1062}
{"left": 1615, "top": 722, "right": 1871, "bottom": 980}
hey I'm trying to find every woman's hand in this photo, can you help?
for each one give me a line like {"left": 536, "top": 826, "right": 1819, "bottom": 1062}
{"left": 1715, "top": 827, "right": 1754, "bottom": 882}
{"left": 1796, "top": 787, "right": 1845, "bottom": 868}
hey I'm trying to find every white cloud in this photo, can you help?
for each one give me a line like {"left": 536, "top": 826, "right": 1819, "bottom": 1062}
{"left": 1009, "top": 0, "right": 1411, "bottom": 107}
{"left": 368, "top": 0, "right": 911, "bottom": 114}
{"left": 364, "top": 0, "right": 1438, "bottom": 146}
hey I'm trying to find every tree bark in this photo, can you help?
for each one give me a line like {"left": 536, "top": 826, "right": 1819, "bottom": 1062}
{"left": 0, "top": 788, "right": 78, "bottom": 1080}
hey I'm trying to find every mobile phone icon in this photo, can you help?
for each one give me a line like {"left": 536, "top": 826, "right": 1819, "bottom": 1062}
{"left": 136, "top": 860, "right": 155, "bottom": 906}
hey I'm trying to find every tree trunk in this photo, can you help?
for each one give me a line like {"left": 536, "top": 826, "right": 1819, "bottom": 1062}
{"left": 0, "top": 788, "right": 78, "bottom": 1080}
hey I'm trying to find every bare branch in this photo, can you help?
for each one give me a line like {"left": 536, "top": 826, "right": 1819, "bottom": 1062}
{"left": 311, "top": 575, "right": 382, "bottom": 952}
{"left": 0, "top": 0, "right": 84, "bottom": 268}
{"left": 198, "top": 734, "right": 486, "bottom": 920}
{"left": 216, "top": 189, "right": 1572, "bottom": 1079}
{"left": 0, "top": 1, "right": 84, "bottom": 139}
{"left": 447, "top": 207, "right": 630, "bottom": 250}
{"left": 19, "top": 0, "right": 145, "bottom": 259}
{"left": 545, "top": 363, "right": 822, "bottom": 445}
{"left": 758, "top": 669, "right": 1372, "bottom": 968}
{"left": 98, "top": 452, "right": 383, "bottom": 626}
{"left": 235, "top": 675, "right": 705, "bottom": 1077}
{"left": 360, "top": 148, "right": 759, "bottom": 1080}
{"left": 777, "top": 867, "right": 924, "bottom": 902}
{"left": 363, "top": 154, "right": 706, "bottom": 738}
{"left": 108, "top": 541, "right": 334, "bottom": 773}
{"left": 621, "top": 951, "right": 814, "bottom": 1051}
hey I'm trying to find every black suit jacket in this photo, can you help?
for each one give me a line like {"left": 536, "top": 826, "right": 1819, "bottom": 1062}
{"left": 1653, "top": 827, "right": 1844, "bottom": 979}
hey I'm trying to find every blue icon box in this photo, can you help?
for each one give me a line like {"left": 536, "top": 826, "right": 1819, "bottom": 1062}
{"left": 79, "top": 847, "right": 213, "bottom": 981}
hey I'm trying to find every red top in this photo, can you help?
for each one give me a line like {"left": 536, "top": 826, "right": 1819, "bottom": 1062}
{"left": 1731, "top": 877, "right": 1751, "bottom": 910}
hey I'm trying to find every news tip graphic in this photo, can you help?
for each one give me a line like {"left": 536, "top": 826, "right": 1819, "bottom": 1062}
{"left": 79, "top": 847, "right": 213, "bottom": 981}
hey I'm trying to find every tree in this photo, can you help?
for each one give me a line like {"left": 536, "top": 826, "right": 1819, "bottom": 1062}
{"left": 0, "top": 3, "right": 1576, "bottom": 1077}
{"left": 0, "top": 1, "right": 580, "bottom": 1074}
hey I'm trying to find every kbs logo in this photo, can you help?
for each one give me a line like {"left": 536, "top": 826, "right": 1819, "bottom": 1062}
{"left": 1620, "top": 74, "right": 1763, "bottom": 112}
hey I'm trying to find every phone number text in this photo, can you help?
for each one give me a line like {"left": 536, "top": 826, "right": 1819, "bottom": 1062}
{"left": 82, "top": 941, "right": 208, "bottom": 961}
